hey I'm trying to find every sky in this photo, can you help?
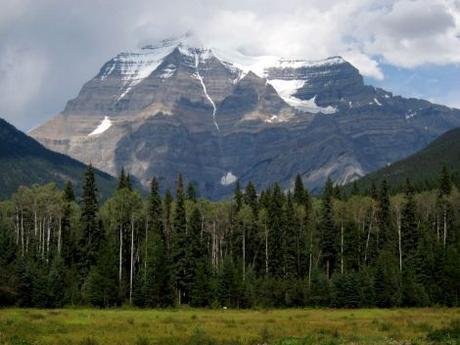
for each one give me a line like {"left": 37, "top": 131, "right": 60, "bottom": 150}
{"left": 1, "top": 0, "right": 459, "bottom": 131}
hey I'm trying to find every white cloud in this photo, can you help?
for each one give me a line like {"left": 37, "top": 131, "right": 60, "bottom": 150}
{"left": 342, "top": 51, "right": 384, "bottom": 80}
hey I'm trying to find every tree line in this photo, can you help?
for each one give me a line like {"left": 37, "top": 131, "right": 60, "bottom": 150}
{"left": 0, "top": 166, "right": 459, "bottom": 308}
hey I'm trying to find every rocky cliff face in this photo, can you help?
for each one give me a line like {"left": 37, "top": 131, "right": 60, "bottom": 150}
{"left": 31, "top": 33, "right": 460, "bottom": 198}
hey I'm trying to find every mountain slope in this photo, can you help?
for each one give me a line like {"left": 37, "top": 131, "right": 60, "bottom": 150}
{"left": 351, "top": 127, "right": 460, "bottom": 192}
{"left": 31, "top": 33, "right": 460, "bottom": 198}
{"left": 0, "top": 118, "right": 116, "bottom": 199}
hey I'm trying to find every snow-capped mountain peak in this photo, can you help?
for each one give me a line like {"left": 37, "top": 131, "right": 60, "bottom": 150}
{"left": 31, "top": 33, "right": 460, "bottom": 200}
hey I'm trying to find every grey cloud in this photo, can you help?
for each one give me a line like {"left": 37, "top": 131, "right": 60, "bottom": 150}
{"left": 380, "top": 2, "right": 455, "bottom": 38}
{"left": 0, "top": 0, "right": 459, "bottom": 130}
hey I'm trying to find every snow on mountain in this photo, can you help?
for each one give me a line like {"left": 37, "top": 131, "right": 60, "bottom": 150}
{"left": 213, "top": 48, "right": 345, "bottom": 80}
{"left": 192, "top": 51, "right": 219, "bottom": 131}
{"left": 97, "top": 33, "right": 348, "bottom": 113}
{"left": 267, "top": 79, "right": 337, "bottom": 114}
{"left": 220, "top": 171, "right": 237, "bottom": 185}
{"left": 88, "top": 116, "right": 112, "bottom": 136}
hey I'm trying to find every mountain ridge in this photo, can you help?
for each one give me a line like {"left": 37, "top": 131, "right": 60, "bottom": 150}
{"left": 0, "top": 117, "right": 117, "bottom": 199}
{"left": 350, "top": 126, "right": 460, "bottom": 193}
{"left": 30, "top": 33, "right": 460, "bottom": 198}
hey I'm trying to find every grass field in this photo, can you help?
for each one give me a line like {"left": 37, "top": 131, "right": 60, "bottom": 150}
{"left": 0, "top": 308, "right": 459, "bottom": 345}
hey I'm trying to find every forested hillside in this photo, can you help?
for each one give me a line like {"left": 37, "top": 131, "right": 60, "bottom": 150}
{"left": 0, "top": 167, "right": 459, "bottom": 308}
{"left": 352, "top": 127, "right": 460, "bottom": 194}
{"left": 0, "top": 118, "right": 116, "bottom": 199}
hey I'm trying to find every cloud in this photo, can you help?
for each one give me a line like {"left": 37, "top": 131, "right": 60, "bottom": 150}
{"left": 362, "top": 0, "right": 460, "bottom": 67}
{"left": 0, "top": 0, "right": 459, "bottom": 130}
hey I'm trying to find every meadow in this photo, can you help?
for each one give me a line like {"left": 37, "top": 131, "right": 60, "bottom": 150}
{"left": 0, "top": 308, "right": 459, "bottom": 345}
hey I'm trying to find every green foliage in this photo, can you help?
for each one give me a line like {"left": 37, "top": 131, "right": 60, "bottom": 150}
{"left": 0, "top": 165, "right": 459, "bottom": 309}
{"left": 427, "top": 319, "right": 460, "bottom": 343}
{"left": 320, "top": 178, "right": 337, "bottom": 278}
{"left": 350, "top": 127, "right": 460, "bottom": 194}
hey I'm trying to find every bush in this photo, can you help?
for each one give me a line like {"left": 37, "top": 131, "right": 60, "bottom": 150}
{"left": 427, "top": 319, "right": 460, "bottom": 342}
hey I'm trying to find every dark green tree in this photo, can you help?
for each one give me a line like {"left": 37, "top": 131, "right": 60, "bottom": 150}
{"left": 267, "top": 183, "right": 285, "bottom": 278}
{"left": 293, "top": 174, "right": 306, "bottom": 205}
{"left": 374, "top": 250, "right": 401, "bottom": 307}
{"left": 244, "top": 182, "right": 258, "bottom": 215}
{"left": 79, "top": 164, "right": 101, "bottom": 275}
{"left": 173, "top": 174, "right": 188, "bottom": 304}
{"left": 186, "top": 182, "right": 197, "bottom": 202}
{"left": 439, "top": 165, "right": 452, "bottom": 197}
{"left": 63, "top": 181, "right": 75, "bottom": 202}
{"left": 117, "top": 167, "right": 132, "bottom": 191}
{"left": 401, "top": 179, "right": 418, "bottom": 263}
{"left": 234, "top": 180, "right": 243, "bottom": 212}
{"left": 377, "top": 179, "right": 393, "bottom": 251}
{"left": 320, "top": 178, "right": 337, "bottom": 279}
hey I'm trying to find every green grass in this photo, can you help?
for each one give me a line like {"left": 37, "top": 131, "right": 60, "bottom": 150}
{"left": 0, "top": 308, "right": 459, "bottom": 345}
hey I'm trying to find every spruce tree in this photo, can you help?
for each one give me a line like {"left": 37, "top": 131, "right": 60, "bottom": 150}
{"left": 79, "top": 164, "right": 101, "bottom": 275}
{"left": 369, "top": 182, "right": 378, "bottom": 200}
{"left": 439, "top": 165, "right": 452, "bottom": 197}
{"left": 401, "top": 179, "right": 418, "bottom": 263}
{"left": 293, "top": 174, "right": 306, "bottom": 205}
{"left": 117, "top": 167, "right": 132, "bottom": 191}
{"left": 63, "top": 181, "right": 75, "bottom": 202}
{"left": 268, "top": 183, "right": 285, "bottom": 278}
{"left": 173, "top": 174, "right": 188, "bottom": 304}
{"left": 234, "top": 180, "right": 243, "bottom": 212}
{"left": 351, "top": 181, "right": 360, "bottom": 196}
{"left": 378, "top": 179, "right": 394, "bottom": 251}
{"left": 186, "top": 182, "right": 197, "bottom": 202}
{"left": 62, "top": 182, "right": 76, "bottom": 266}
{"left": 284, "top": 192, "right": 298, "bottom": 279}
{"left": 244, "top": 182, "right": 258, "bottom": 215}
{"left": 320, "top": 178, "right": 337, "bottom": 279}
{"left": 374, "top": 249, "right": 401, "bottom": 307}
{"left": 218, "top": 256, "right": 236, "bottom": 307}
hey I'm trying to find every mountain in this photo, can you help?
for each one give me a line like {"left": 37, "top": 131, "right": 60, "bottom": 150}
{"left": 350, "top": 127, "right": 460, "bottom": 193}
{"left": 31, "top": 33, "right": 460, "bottom": 198}
{"left": 0, "top": 117, "right": 116, "bottom": 199}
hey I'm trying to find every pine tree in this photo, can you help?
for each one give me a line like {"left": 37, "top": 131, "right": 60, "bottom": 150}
{"left": 377, "top": 179, "right": 394, "bottom": 252}
{"left": 173, "top": 174, "right": 188, "bottom": 304}
{"left": 47, "top": 256, "right": 66, "bottom": 307}
{"left": 218, "top": 256, "right": 236, "bottom": 307}
{"left": 293, "top": 174, "right": 306, "bottom": 205}
{"left": 369, "top": 182, "right": 378, "bottom": 200}
{"left": 284, "top": 192, "right": 300, "bottom": 305}
{"left": 63, "top": 181, "right": 75, "bottom": 202}
{"left": 401, "top": 179, "right": 418, "bottom": 264}
{"left": 374, "top": 249, "right": 401, "bottom": 307}
{"left": 439, "top": 165, "right": 452, "bottom": 197}
{"left": 234, "top": 180, "right": 243, "bottom": 212}
{"left": 16, "top": 257, "right": 33, "bottom": 307}
{"left": 144, "top": 180, "right": 175, "bottom": 308}
{"left": 267, "top": 183, "right": 285, "bottom": 278}
{"left": 351, "top": 181, "right": 360, "bottom": 196}
{"left": 284, "top": 192, "right": 298, "bottom": 279}
{"left": 86, "top": 236, "right": 120, "bottom": 307}
{"left": 437, "top": 166, "right": 454, "bottom": 250}
{"left": 332, "top": 272, "right": 361, "bottom": 308}
{"left": 79, "top": 164, "right": 101, "bottom": 275}
{"left": 149, "top": 178, "right": 163, "bottom": 234}
{"left": 320, "top": 178, "right": 337, "bottom": 279}
{"left": 117, "top": 167, "right": 132, "bottom": 191}
{"left": 186, "top": 182, "right": 197, "bottom": 202}
{"left": 244, "top": 182, "right": 258, "bottom": 215}
{"left": 62, "top": 182, "right": 77, "bottom": 266}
